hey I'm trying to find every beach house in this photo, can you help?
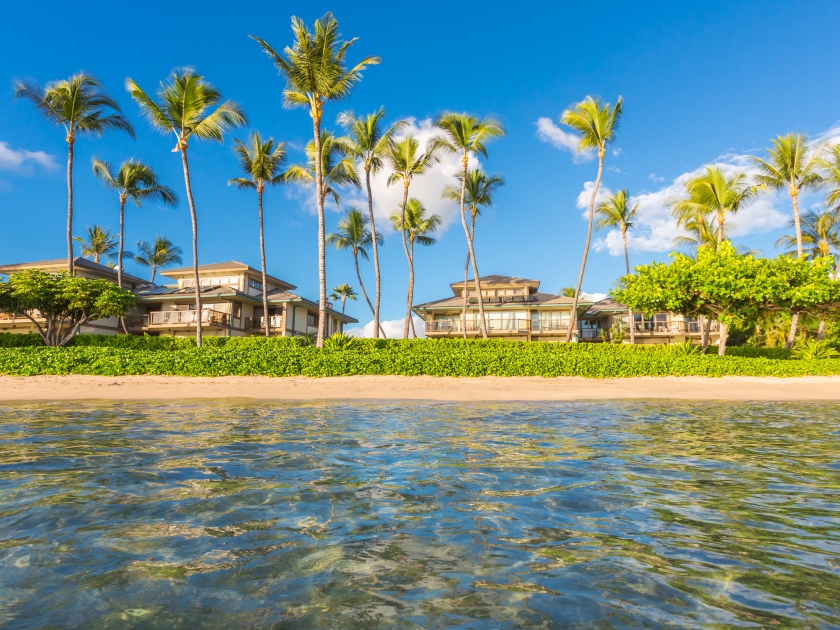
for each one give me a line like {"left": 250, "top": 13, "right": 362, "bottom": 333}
{"left": 0, "top": 258, "right": 356, "bottom": 338}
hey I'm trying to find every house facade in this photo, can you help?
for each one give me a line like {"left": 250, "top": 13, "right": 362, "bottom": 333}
{"left": 413, "top": 275, "right": 719, "bottom": 344}
{"left": 0, "top": 258, "right": 356, "bottom": 338}
{"left": 412, "top": 275, "right": 593, "bottom": 342}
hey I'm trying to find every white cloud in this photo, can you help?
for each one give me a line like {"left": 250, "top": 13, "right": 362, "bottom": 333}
{"left": 577, "top": 181, "right": 613, "bottom": 216}
{"left": 535, "top": 117, "right": 593, "bottom": 163}
{"left": 345, "top": 315, "right": 425, "bottom": 339}
{"left": 612, "top": 148, "right": 622, "bottom": 157}
{"left": 649, "top": 173, "right": 665, "bottom": 183}
{"left": 591, "top": 157, "right": 789, "bottom": 257}
{"left": 582, "top": 292, "right": 607, "bottom": 302}
{"left": 0, "top": 141, "right": 56, "bottom": 172}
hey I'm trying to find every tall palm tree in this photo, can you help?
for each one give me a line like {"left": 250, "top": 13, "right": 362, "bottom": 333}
{"left": 91, "top": 159, "right": 177, "bottom": 288}
{"left": 14, "top": 73, "right": 134, "bottom": 275}
{"left": 126, "top": 68, "right": 246, "bottom": 348}
{"left": 433, "top": 114, "right": 504, "bottom": 339}
{"left": 682, "top": 167, "right": 756, "bottom": 249}
{"left": 442, "top": 170, "right": 505, "bottom": 337}
{"left": 228, "top": 132, "right": 286, "bottom": 337}
{"left": 73, "top": 225, "right": 121, "bottom": 264}
{"left": 326, "top": 207, "right": 385, "bottom": 336}
{"left": 329, "top": 284, "right": 357, "bottom": 313}
{"left": 558, "top": 96, "right": 623, "bottom": 342}
{"left": 385, "top": 136, "right": 440, "bottom": 338}
{"left": 285, "top": 131, "right": 359, "bottom": 209}
{"left": 390, "top": 199, "right": 441, "bottom": 338}
{"left": 251, "top": 13, "right": 379, "bottom": 347}
{"left": 336, "top": 109, "right": 406, "bottom": 338}
{"left": 134, "top": 236, "right": 182, "bottom": 283}
{"left": 595, "top": 189, "right": 639, "bottom": 343}
{"left": 751, "top": 133, "right": 824, "bottom": 348}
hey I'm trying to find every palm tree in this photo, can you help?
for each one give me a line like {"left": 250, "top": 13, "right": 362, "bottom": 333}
{"left": 776, "top": 208, "right": 840, "bottom": 340}
{"left": 682, "top": 167, "right": 756, "bottom": 250}
{"left": 558, "top": 95, "right": 623, "bottom": 342}
{"left": 433, "top": 114, "right": 505, "bottom": 339}
{"left": 672, "top": 215, "right": 719, "bottom": 251}
{"left": 820, "top": 144, "right": 840, "bottom": 209}
{"left": 228, "top": 132, "right": 286, "bottom": 337}
{"left": 14, "top": 73, "right": 134, "bottom": 275}
{"left": 91, "top": 159, "right": 177, "bottom": 288}
{"left": 595, "top": 189, "right": 639, "bottom": 343}
{"left": 251, "top": 12, "right": 379, "bottom": 347}
{"left": 126, "top": 68, "right": 246, "bottom": 348}
{"left": 329, "top": 284, "right": 357, "bottom": 313}
{"left": 752, "top": 133, "right": 824, "bottom": 348}
{"left": 326, "top": 208, "right": 385, "bottom": 335}
{"left": 385, "top": 136, "right": 440, "bottom": 338}
{"left": 389, "top": 198, "right": 441, "bottom": 338}
{"left": 285, "top": 131, "right": 359, "bottom": 208}
{"left": 134, "top": 236, "right": 183, "bottom": 283}
{"left": 442, "top": 170, "right": 505, "bottom": 338}
{"left": 560, "top": 286, "right": 576, "bottom": 298}
{"left": 336, "top": 109, "right": 406, "bottom": 338}
{"left": 73, "top": 225, "right": 121, "bottom": 264}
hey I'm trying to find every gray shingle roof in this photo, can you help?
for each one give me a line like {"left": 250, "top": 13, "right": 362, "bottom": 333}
{"left": 138, "top": 285, "right": 257, "bottom": 300}
{"left": 449, "top": 274, "right": 539, "bottom": 286}
{"left": 161, "top": 261, "right": 296, "bottom": 290}
{"left": 413, "top": 292, "right": 583, "bottom": 309}
{"left": 0, "top": 257, "right": 148, "bottom": 285}
{"left": 583, "top": 298, "right": 627, "bottom": 317}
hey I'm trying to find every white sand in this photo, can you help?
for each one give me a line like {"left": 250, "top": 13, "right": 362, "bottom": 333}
{"left": 1, "top": 375, "right": 839, "bottom": 402}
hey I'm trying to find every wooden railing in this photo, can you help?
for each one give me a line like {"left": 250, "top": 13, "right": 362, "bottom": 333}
{"left": 126, "top": 310, "right": 229, "bottom": 328}
{"left": 244, "top": 316, "right": 283, "bottom": 330}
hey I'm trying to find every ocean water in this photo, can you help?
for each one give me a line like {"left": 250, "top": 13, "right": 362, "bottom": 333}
{"left": 0, "top": 401, "right": 838, "bottom": 629}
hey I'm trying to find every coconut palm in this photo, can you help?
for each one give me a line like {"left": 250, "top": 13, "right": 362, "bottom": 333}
{"left": 14, "top": 73, "right": 134, "bottom": 275}
{"left": 329, "top": 284, "right": 357, "bottom": 313}
{"left": 390, "top": 199, "right": 440, "bottom": 338}
{"left": 384, "top": 136, "right": 440, "bottom": 338}
{"left": 672, "top": 215, "right": 719, "bottom": 251}
{"left": 433, "top": 114, "right": 504, "bottom": 339}
{"left": 595, "top": 189, "right": 639, "bottom": 343}
{"left": 91, "top": 159, "right": 177, "bottom": 288}
{"left": 819, "top": 144, "right": 840, "bottom": 210}
{"left": 751, "top": 133, "right": 824, "bottom": 348}
{"left": 251, "top": 13, "right": 379, "bottom": 347}
{"left": 442, "top": 170, "right": 505, "bottom": 337}
{"left": 558, "top": 95, "right": 623, "bottom": 342}
{"left": 285, "top": 131, "right": 359, "bottom": 208}
{"left": 73, "top": 225, "right": 122, "bottom": 264}
{"left": 126, "top": 68, "right": 246, "bottom": 348}
{"left": 683, "top": 167, "right": 756, "bottom": 249}
{"left": 326, "top": 207, "right": 385, "bottom": 336}
{"left": 134, "top": 236, "right": 183, "bottom": 283}
{"left": 228, "top": 132, "right": 286, "bottom": 337}
{"left": 336, "top": 109, "right": 406, "bottom": 338}
{"left": 560, "top": 286, "right": 576, "bottom": 298}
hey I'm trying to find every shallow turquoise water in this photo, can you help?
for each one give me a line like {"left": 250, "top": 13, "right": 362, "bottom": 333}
{"left": 0, "top": 401, "right": 839, "bottom": 628}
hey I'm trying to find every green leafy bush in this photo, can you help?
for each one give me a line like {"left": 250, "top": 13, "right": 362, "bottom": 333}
{"left": 1, "top": 338, "right": 839, "bottom": 378}
{"left": 724, "top": 346, "right": 792, "bottom": 360}
{"left": 791, "top": 339, "right": 840, "bottom": 360}
{"left": 322, "top": 332, "right": 359, "bottom": 351}
{"left": 668, "top": 340, "right": 701, "bottom": 356}
{"left": 0, "top": 332, "right": 44, "bottom": 348}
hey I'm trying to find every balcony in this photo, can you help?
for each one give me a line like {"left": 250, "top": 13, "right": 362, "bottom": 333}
{"left": 244, "top": 316, "right": 284, "bottom": 330}
{"left": 624, "top": 320, "right": 719, "bottom": 335}
{"left": 125, "top": 310, "right": 229, "bottom": 329}
{"left": 425, "top": 319, "right": 568, "bottom": 335}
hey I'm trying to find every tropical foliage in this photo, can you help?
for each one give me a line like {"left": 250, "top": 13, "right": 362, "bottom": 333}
{"left": 329, "top": 283, "right": 357, "bottom": 313}
{"left": 134, "top": 236, "right": 182, "bottom": 283}
{"left": 72, "top": 225, "right": 121, "bottom": 265}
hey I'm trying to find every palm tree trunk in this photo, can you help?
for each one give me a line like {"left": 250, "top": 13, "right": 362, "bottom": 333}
{"left": 399, "top": 182, "right": 413, "bottom": 339}
{"left": 66, "top": 134, "right": 75, "bottom": 276}
{"left": 408, "top": 240, "right": 417, "bottom": 338}
{"left": 460, "top": 157, "right": 487, "bottom": 339}
{"left": 718, "top": 322, "right": 729, "bottom": 356}
{"left": 341, "top": 297, "right": 346, "bottom": 313}
{"left": 786, "top": 189, "right": 804, "bottom": 348}
{"left": 461, "top": 250, "right": 470, "bottom": 339}
{"left": 312, "top": 110, "right": 327, "bottom": 348}
{"left": 717, "top": 213, "right": 724, "bottom": 251}
{"left": 566, "top": 147, "right": 604, "bottom": 342}
{"left": 622, "top": 229, "right": 635, "bottom": 345}
{"left": 180, "top": 148, "right": 203, "bottom": 348}
{"left": 816, "top": 319, "right": 825, "bottom": 340}
{"left": 151, "top": 264, "right": 157, "bottom": 284}
{"left": 365, "top": 167, "right": 384, "bottom": 339}
{"left": 118, "top": 195, "right": 128, "bottom": 335}
{"left": 700, "top": 316, "right": 711, "bottom": 354}
{"left": 353, "top": 252, "right": 378, "bottom": 331}
{"left": 258, "top": 187, "right": 269, "bottom": 338}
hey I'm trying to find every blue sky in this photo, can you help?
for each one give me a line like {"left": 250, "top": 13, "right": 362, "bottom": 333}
{"left": 2, "top": 1, "right": 840, "bottom": 334}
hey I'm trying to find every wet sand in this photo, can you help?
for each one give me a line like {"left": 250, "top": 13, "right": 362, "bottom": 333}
{"left": 1, "top": 374, "right": 839, "bottom": 402}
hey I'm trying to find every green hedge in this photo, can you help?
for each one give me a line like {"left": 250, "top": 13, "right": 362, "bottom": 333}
{"left": 1, "top": 338, "right": 839, "bottom": 378}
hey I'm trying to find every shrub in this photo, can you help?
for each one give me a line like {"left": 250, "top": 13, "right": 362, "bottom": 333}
{"left": 0, "top": 332, "right": 44, "bottom": 348}
{"left": 724, "top": 346, "right": 792, "bottom": 360}
{"left": 791, "top": 339, "right": 840, "bottom": 360}
{"left": 323, "top": 331, "right": 359, "bottom": 351}
{"left": 669, "top": 339, "right": 701, "bottom": 356}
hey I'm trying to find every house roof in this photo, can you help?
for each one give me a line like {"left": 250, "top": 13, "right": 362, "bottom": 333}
{"left": 137, "top": 285, "right": 260, "bottom": 302}
{"left": 582, "top": 298, "right": 628, "bottom": 317}
{"left": 413, "top": 292, "right": 588, "bottom": 310}
{"left": 266, "top": 288, "right": 358, "bottom": 323}
{"left": 161, "top": 261, "right": 296, "bottom": 291}
{"left": 0, "top": 257, "right": 149, "bottom": 285}
{"left": 448, "top": 274, "right": 540, "bottom": 288}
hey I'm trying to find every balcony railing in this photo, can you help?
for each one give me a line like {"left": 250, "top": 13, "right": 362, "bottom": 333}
{"left": 425, "top": 319, "right": 567, "bottom": 334}
{"left": 621, "top": 320, "right": 719, "bottom": 334}
{"left": 126, "top": 310, "right": 229, "bottom": 328}
{"left": 244, "top": 316, "right": 284, "bottom": 330}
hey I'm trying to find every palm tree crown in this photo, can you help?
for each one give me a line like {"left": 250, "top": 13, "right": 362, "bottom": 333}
{"left": 390, "top": 199, "right": 441, "bottom": 246}
{"left": 228, "top": 132, "right": 287, "bottom": 191}
{"left": 385, "top": 136, "right": 440, "bottom": 188}
{"left": 92, "top": 159, "right": 177, "bottom": 207}
{"left": 560, "top": 95, "right": 623, "bottom": 156}
{"left": 326, "top": 208, "right": 382, "bottom": 259}
{"left": 433, "top": 113, "right": 504, "bottom": 167}
{"left": 329, "top": 284, "right": 358, "bottom": 313}
{"left": 337, "top": 108, "right": 405, "bottom": 174}
{"left": 73, "top": 225, "right": 121, "bottom": 264}
{"left": 818, "top": 143, "right": 840, "bottom": 209}
{"left": 285, "top": 131, "right": 359, "bottom": 205}
{"left": 134, "top": 236, "right": 182, "bottom": 283}
{"left": 776, "top": 209, "right": 840, "bottom": 261}
{"left": 595, "top": 189, "right": 638, "bottom": 233}
{"left": 442, "top": 170, "right": 505, "bottom": 225}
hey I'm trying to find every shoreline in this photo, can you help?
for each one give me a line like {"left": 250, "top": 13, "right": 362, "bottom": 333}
{"left": 1, "top": 375, "right": 840, "bottom": 402}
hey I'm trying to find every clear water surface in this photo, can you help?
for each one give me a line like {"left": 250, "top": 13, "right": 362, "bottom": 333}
{"left": 0, "top": 401, "right": 839, "bottom": 629}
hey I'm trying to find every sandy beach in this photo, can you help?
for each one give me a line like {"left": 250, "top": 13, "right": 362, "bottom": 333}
{"left": 1, "top": 374, "right": 839, "bottom": 402}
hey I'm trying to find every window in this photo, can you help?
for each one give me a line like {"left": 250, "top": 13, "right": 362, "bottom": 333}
{"left": 307, "top": 312, "right": 318, "bottom": 327}
{"left": 233, "top": 302, "right": 242, "bottom": 318}
{"left": 248, "top": 278, "right": 263, "bottom": 291}
{"left": 181, "top": 279, "right": 195, "bottom": 288}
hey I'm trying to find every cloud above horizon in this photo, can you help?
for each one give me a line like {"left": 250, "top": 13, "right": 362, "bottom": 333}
{"left": 345, "top": 315, "right": 426, "bottom": 339}
{"left": 0, "top": 141, "right": 56, "bottom": 173}
{"left": 535, "top": 117, "right": 592, "bottom": 162}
